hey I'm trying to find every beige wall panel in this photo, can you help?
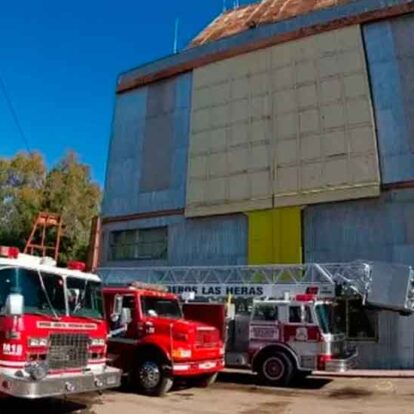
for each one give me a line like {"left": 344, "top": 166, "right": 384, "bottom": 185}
{"left": 187, "top": 25, "right": 380, "bottom": 216}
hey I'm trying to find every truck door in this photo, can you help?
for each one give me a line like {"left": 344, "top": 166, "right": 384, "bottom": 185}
{"left": 108, "top": 294, "right": 138, "bottom": 369}
{"left": 284, "top": 304, "right": 320, "bottom": 369}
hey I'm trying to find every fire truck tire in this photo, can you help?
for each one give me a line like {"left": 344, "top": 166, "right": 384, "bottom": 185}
{"left": 135, "top": 358, "right": 173, "bottom": 397}
{"left": 257, "top": 352, "right": 294, "bottom": 387}
{"left": 195, "top": 372, "right": 218, "bottom": 388}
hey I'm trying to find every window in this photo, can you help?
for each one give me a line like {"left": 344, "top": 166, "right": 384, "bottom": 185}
{"left": 141, "top": 296, "right": 182, "bottom": 319}
{"left": 67, "top": 277, "right": 104, "bottom": 319}
{"left": 252, "top": 303, "right": 279, "bottom": 321}
{"left": 0, "top": 267, "right": 66, "bottom": 316}
{"left": 109, "top": 227, "right": 168, "bottom": 261}
{"left": 289, "top": 306, "right": 302, "bottom": 323}
{"left": 335, "top": 299, "right": 378, "bottom": 341}
{"left": 289, "top": 305, "right": 313, "bottom": 324}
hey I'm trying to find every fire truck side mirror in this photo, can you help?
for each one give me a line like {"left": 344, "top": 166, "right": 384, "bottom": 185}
{"left": 111, "top": 295, "right": 123, "bottom": 322}
{"left": 5, "top": 293, "right": 24, "bottom": 316}
{"left": 120, "top": 308, "right": 132, "bottom": 325}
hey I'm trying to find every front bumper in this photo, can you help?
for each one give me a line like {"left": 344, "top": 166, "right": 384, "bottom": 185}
{"left": 173, "top": 358, "right": 224, "bottom": 376}
{"left": 0, "top": 367, "right": 122, "bottom": 399}
{"left": 325, "top": 351, "right": 358, "bottom": 373}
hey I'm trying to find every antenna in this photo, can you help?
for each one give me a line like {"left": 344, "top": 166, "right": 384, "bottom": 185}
{"left": 223, "top": 0, "right": 227, "bottom": 11}
{"left": 173, "top": 18, "right": 179, "bottom": 54}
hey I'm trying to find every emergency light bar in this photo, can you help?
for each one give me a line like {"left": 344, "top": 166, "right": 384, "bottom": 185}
{"left": 128, "top": 281, "right": 169, "bottom": 293}
{"left": 0, "top": 246, "right": 20, "bottom": 259}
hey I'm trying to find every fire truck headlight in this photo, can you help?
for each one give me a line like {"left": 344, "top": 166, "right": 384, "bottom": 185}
{"left": 172, "top": 348, "right": 192, "bottom": 359}
{"left": 90, "top": 338, "right": 106, "bottom": 347}
{"left": 28, "top": 337, "right": 49, "bottom": 347}
{"left": 25, "top": 361, "right": 48, "bottom": 381}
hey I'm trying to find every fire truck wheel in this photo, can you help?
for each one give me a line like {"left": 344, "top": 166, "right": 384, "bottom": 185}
{"left": 257, "top": 352, "right": 294, "bottom": 386}
{"left": 135, "top": 359, "right": 173, "bottom": 396}
{"left": 195, "top": 372, "right": 218, "bottom": 388}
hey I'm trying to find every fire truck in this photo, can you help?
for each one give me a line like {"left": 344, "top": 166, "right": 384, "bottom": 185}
{"left": 100, "top": 261, "right": 414, "bottom": 387}
{"left": 103, "top": 283, "right": 224, "bottom": 396}
{"left": 0, "top": 245, "right": 122, "bottom": 399}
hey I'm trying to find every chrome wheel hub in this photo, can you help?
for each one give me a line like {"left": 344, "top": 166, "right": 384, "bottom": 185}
{"left": 264, "top": 357, "right": 284, "bottom": 381}
{"left": 139, "top": 361, "right": 161, "bottom": 389}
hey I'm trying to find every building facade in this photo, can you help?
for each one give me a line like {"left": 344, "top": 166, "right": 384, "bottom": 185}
{"left": 100, "top": 0, "right": 414, "bottom": 368}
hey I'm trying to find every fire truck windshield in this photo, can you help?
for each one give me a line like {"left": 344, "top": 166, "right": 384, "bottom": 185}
{"left": 315, "top": 304, "right": 341, "bottom": 334}
{"left": 0, "top": 267, "right": 66, "bottom": 316}
{"left": 141, "top": 296, "right": 182, "bottom": 319}
{"left": 67, "top": 277, "right": 104, "bottom": 319}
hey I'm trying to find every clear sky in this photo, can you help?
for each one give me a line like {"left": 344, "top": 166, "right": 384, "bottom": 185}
{"left": 0, "top": 0, "right": 254, "bottom": 185}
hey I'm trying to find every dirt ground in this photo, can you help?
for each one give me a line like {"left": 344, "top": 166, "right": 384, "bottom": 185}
{"left": 1, "top": 371, "right": 414, "bottom": 414}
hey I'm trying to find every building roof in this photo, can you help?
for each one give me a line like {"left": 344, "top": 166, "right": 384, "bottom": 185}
{"left": 191, "top": 0, "right": 350, "bottom": 47}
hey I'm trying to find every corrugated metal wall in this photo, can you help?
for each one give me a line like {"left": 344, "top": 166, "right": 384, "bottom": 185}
{"left": 102, "top": 73, "right": 192, "bottom": 217}
{"left": 363, "top": 14, "right": 414, "bottom": 184}
{"left": 248, "top": 208, "right": 302, "bottom": 264}
{"left": 187, "top": 25, "right": 380, "bottom": 217}
{"left": 100, "top": 214, "right": 247, "bottom": 267}
{"left": 304, "top": 188, "right": 414, "bottom": 265}
{"left": 102, "top": 88, "right": 148, "bottom": 217}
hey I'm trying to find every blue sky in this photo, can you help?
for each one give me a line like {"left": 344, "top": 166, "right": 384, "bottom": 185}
{"left": 0, "top": 0, "right": 254, "bottom": 185}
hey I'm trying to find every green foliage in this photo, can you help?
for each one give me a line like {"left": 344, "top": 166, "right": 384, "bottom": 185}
{"left": 0, "top": 151, "right": 101, "bottom": 264}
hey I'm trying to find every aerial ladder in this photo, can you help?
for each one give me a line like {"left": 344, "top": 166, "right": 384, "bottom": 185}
{"left": 98, "top": 261, "right": 414, "bottom": 315}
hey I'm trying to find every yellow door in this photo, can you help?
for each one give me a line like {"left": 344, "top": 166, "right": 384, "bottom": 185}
{"left": 248, "top": 207, "right": 302, "bottom": 265}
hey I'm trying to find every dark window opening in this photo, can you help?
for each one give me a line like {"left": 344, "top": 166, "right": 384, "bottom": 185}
{"left": 109, "top": 227, "right": 168, "bottom": 261}
{"left": 335, "top": 298, "right": 378, "bottom": 342}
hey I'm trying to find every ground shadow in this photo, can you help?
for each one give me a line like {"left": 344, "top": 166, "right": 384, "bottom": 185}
{"left": 0, "top": 393, "right": 102, "bottom": 414}
{"left": 217, "top": 370, "right": 332, "bottom": 391}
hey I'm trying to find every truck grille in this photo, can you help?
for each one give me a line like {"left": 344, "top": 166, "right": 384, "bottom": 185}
{"left": 48, "top": 333, "right": 89, "bottom": 370}
{"left": 196, "top": 327, "right": 220, "bottom": 348}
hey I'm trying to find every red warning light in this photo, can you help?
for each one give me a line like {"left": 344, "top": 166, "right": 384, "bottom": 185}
{"left": 68, "top": 261, "right": 86, "bottom": 272}
{"left": 0, "top": 246, "right": 20, "bottom": 259}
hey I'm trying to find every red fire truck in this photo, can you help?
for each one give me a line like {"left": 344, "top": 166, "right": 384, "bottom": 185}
{"left": 103, "top": 283, "right": 224, "bottom": 396}
{"left": 100, "top": 261, "right": 414, "bottom": 387}
{"left": 0, "top": 246, "right": 121, "bottom": 399}
{"left": 184, "top": 284, "right": 356, "bottom": 386}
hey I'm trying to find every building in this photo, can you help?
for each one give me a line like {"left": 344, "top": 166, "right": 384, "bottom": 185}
{"left": 99, "top": 0, "right": 414, "bottom": 368}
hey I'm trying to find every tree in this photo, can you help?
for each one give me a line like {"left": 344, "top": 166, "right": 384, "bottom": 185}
{"left": 42, "top": 151, "right": 101, "bottom": 264}
{"left": 0, "top": 152, "right": 46, "bottom": 248}
{"left": 0, "top": 151, "right": 101, "bottom": 264}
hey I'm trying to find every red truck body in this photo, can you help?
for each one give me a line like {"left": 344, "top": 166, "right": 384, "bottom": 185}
{"left": 103, "top": 285, "right": 224, "bottom": 396}
{"left": 0, "top": 246, "right": 121, "bottom": 399}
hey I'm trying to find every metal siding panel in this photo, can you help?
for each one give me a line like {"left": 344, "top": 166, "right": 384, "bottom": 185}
{"left": 103, "top": 73, "right": 192, "bottom": 217}
{"left": 100, "top": 213, "right": 247, "bottom": 267}
{"left": 363, "top": 14, "right": 414, "bottom": 184}
{"left": 248, "top": 208, "right": 302, "bottom": 264}
{"left": 169, "top": 215, "right": 248, "bottom": 266}
{"left": 140, "top": 80, "right": 176, "bottom": 192}
{"left": 138, "top": 73, "right": 192, "bottom": 212}
{"left": 102, "top": 88, "right": 148, "bottom": 216}
{"left": 187, "top": 26, "right": 379, "bottom": 217}
{"left": 304, "top": 189, "right": 413, "bottom": 265}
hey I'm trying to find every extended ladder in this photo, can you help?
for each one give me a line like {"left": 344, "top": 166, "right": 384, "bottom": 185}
{"left": 99, "top": 261, "right": 414, "bottom": 314}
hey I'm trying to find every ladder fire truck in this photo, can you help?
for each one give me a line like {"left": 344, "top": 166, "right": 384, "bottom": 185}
{"left": 0, "top": 246, "right": 122, "bottom": 399}
{"left": 99, "top": 261, "right": 414, "bottom": 386}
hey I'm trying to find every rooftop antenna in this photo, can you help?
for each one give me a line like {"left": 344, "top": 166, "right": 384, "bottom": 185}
{"left": 173, "top": 18, "right": 179, "bottom": 54}
{"left": 223, "top": 0, "right": 227, "bottom": 11}
{"left": 233, "top": 0, "right": 240, "bottom": 8}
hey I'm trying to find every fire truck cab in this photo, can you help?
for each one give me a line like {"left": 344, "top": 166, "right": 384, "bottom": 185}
{"left": 0, "top": 246, "right": 121, "bottom": 399}
{"left": 103, "top": 283, "right": 224, "bottom": 396}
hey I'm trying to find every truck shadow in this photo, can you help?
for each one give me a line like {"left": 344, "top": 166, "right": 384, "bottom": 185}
{"left": 217, "top": 371, "right": 332, "bottom": 391}
{"left": 0, "top": 394, "right": 100, "bottom": 414}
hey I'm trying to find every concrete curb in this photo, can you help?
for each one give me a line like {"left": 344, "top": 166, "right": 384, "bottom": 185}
{"left": 314, "top": 370, "right": 414, "bottom": 378}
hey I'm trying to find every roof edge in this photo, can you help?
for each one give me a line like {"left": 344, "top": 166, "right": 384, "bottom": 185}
{"left": 117, "top": 0, "right": 414, "bottom": 94}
